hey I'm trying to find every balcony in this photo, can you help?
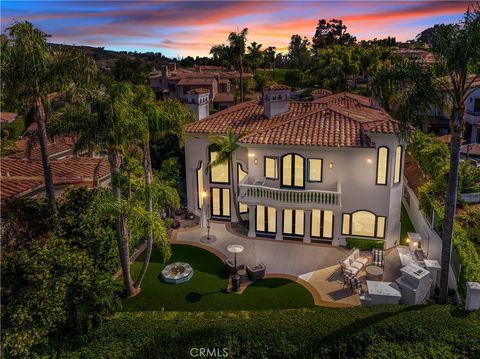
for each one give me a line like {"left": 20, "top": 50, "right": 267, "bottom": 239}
{"left": 238, "top": 177, "right": 342, "bottom": 210}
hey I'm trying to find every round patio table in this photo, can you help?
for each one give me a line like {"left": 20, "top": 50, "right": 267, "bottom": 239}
{"left": 366, "top": 265, "right": 384, "bottom": 281}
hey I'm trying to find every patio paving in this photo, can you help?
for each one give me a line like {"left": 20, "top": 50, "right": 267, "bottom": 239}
{"left": 173, "top": 222, "right": 362, "bottom": 307}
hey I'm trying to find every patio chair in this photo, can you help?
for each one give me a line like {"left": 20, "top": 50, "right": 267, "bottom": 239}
{"left": 340, "top": 248, "right": 368, "bottom": 277}
{"left": 246, "top": 263, "right": 266, "bottom": 281}
{"left": 225, "top": 259, "right": 244, "bottom": 275}
{"left": 372, "top": 249, "right": 385, "bottom": 267}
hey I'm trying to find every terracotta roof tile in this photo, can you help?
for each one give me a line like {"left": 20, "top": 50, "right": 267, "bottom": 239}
{"left": 264, "top": 84, "right": 291, "bottom": 91}
{"left": 187, "top": 88, "right": 210, "bottom": 95}
{"left": 0, "top": 112, "right": 17, "bottom": 123}
{"left": 186, "top": 92, "right": 398, "bottom": 148}
{"left": 9, "top": 136, "right": 75, "bottom": 160}
{"left": 0, "top": 157, "right": 110, "bottom": 200}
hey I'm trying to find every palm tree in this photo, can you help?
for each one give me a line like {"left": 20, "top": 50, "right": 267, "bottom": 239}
{"left": 430, "top": 8, "right": 480, "bottom": 304}
{"left": 2, "top": 21, "right": 96, "bottom": 203}
{"left": 246, "top": 41, "right": 263, "bottom": 74}
{"left": 51, "top": 82, "right": 145, "bottom": 297}
{"left": 132, "top": 87, "right": 194, "bottom": 289}
{"left": 206, "top": 128, "right": 249, "bottom": 227}
{"left": 228, "top": 28, "right": 248, "bottom": 102}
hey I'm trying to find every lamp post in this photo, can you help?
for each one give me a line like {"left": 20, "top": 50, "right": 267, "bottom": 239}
{"left": 227, "top": 244, "right": 244, "bottom": 292}
{"left": 200, "top": 191, "right": 217, "bottom": 244}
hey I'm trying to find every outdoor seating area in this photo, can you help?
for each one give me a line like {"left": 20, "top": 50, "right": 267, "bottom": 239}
{"left": 340, "top": 248, "right": 369, "bottom": 277}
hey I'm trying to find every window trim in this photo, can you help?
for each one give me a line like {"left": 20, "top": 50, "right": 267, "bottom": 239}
{"left": 196, "top": 161, "right": 204, "bottom": 210}
{"left": 307, "top": 158, "right": 323, "bottom": 183}
{"left": 264, "top": 156, "right": 279, "bottom": 180}
{"left": 208, "top": 145, "right": 230, "bottom": 185}
{"left": 310, "top": 209, "right": 334, "bottom": 240}
{"left": 393, "top": 145, "right": 403, "bottom": 184}
{"left": 341, "top": 210, "right": 386, "bottom": 239}
{"left": 210, "top": 187, "right": 230, "bottom": 218}
{"left": 376, "top": 146, "right": 389, "bottom": 186}
{"left": 282, "top": 209, "right": 305, "bottom": 237}
{"left": 255, "top": 205, "right": 276, "bottom": 235}
{"left": 237, "top": 163, "right": 248, "bottom": 214}
{"left": 280, "top": 153, "right": 305, "bottom": 189}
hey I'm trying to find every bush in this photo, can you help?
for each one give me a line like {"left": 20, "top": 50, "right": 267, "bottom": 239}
{"left": 409, "top": 131, "right": 449, "bottom": 179}
{"left": 452, "top": 224, "right": 480, "bottom": 299}
{"left": 43, "top": 306, "right": 480, "bottom": 358}
{"left": 0, "top": 115, "right": 26, "bottom": 139}
{"left": 346, "top": 238, "right": 385, "bottom": 250}
{"left": 284, "top": 69, "right": 306, "bottom": 89}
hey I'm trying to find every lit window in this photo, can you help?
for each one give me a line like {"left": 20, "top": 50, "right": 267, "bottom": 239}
{"left": 283, "top": 209, "right": 304, "bottom": 236}
{"left": 237, "top": 163, "right": 248, "bottom": 213}
{"left": 376, "top": 147, "right": 389, "bottom": 185}
{"left": 351, "top": 211, "right": 376, "bottom": 237}
{"left": 256, "top": 205, "right": 265, "bottom": 232}
{"left": 268, "top": 207, "right": 276, "bottom": 233}
{"left": 197, "top": 163, "right": 204, "bottom": 209}
{"left": 308, "top": 159, "right": 323, "bottom": 182}
{"left": 394, "top": 146, "right": 402, "bottom": 184}
{"left": 311, "top": 209, "right": 333, "bottom": 239}
{"left": 256, "top": 205, "right": 276, "bottom": 233}
{"left": 211, "top": 187, "right": 230, "bottom": 217}
{"left": 342, "top": 214, "right": 351, "bottom": 235}
{"left": 264, "top": 157, "right": 278, "bottom": 179}
{"left": 282, "top": 154, "right": 304, "bottom": 187}
{"left": 210, "top": 149, "right": 229, "bottom": 183}
{"left": 376, "top": 216, "right": 386, "bottom": 238}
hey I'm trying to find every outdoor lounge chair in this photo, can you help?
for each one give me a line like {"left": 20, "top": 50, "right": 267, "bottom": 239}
{"left": 372, "top": 249, "right": 385, "bottom": 267}
{"left": 246, "top": 263, "right": 266, "bottom": 281}
{"left": 340, "top": 248, "right": 368, "bottom": 277}
{"left": 225, "top": 259, "right": 244, "bottom": 275}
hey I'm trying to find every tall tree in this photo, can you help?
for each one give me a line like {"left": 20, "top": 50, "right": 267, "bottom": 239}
{"left": 312, "top": 19, "right": 356, "bottom": 52}
{"left": 51, "top": 83, "right": 145, "bottom": 297}
{"left": 246, "top": 41, "right": 263, "bottom": 74}
{"left": 228, "top": 28, "right": 248, "bottom": 102}
{"left": 2, "top": 21, "right": 96, "bottom": 203}
{"left": 206, "top": 128, "right": 249, "bottom": 227}
{"left": 430, "top": 8, "right": 480, "bottom": 304}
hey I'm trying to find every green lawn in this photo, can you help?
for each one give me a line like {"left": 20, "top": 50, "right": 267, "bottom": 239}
{"left": 400, "top": 204, "right": 416, "bottom": 246}
{"left": 122, "top": 244, "right": 314, "bottom": 312}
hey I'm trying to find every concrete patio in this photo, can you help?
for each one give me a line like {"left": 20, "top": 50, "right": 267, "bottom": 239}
{"left": 172, "top": 222, "right": 373, "bottom": 307}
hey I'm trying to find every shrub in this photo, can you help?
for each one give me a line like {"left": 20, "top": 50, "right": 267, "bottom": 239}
{"left": 346, "top": 238, "right": 385, "bottom": 250}
{"left": 42, "top": 306, "right": 480, "bottom": 358}
{"left": 0, "top": 115, "right": 26, "bottom": 139}
{"left": 452, "top": 224, "right": 480, "bottom": 298}
{"left": 409, "top": 130, "right": 449, "bottom": 179}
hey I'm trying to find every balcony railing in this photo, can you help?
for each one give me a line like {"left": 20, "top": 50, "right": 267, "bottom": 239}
{"left": 238, "top": 177, "right": 341, "bottom": 208}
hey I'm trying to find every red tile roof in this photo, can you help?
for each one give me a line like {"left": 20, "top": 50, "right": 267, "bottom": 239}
{"left": 10, "top": 136, "right": 75, "bottom": 160}
{"left": 0, "top": 112, "right": 17, "bottom": 124}
{"left": 187, "top": 88, "right": 210, "bottom": 95}
{"left": 213, "top": 93, "right": 234, "bottom": 103}
{"left": 186, "top": 92, "right": 398, "bottom": 148}
{"left": 178, "top": 78, "right": 215, "bottom": 86}
{"left": 311, "top": 89, "right": 332, "bottom": 96}
{"left": 0, "top": 157, "right": 110, "bottom": 200}
{"left": 264, "top": 84, "right": 291, "bottom": 91}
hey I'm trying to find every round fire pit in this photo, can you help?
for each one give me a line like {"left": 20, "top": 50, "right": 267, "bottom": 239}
{"left": 161, "top": 262, "right": 193, "bottom": 284}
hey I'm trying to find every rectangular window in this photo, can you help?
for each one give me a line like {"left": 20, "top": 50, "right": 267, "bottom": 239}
{"left": 211, "top": 187, "right": 230, "bottom": 217}
{"left": 283, "top": 209, "right": 304, "bottom": 236}
{"left": 342, "top": 214, "right": 351, "bottom": 235}
{"left": 237, "top": 164, "right": 248, "bottom": 213}
{"left": 311, "top": 209, "right": 333, "bottom": 239}
{"left": 376, "top": 216, "right": 386, "bottom": 238}
{"left": 308, "top": 159, "right": 323, "bottom": 182}
{"left": 394, "top": 146, "right": 402, "bottom": 184}
{"left": 376, "top": 147, "right": 389, "bottom": 185}
{"left": 197, "top": 164, "right": 204, "bottom": 209}
{"left": 209, "top": 150, "right": 229, "bottom": 184}
{"left": 256, "top": 205, "right": 276, "bottom": 234}
{"left": 264, "top": 157, "right": 278, "bottom": 179}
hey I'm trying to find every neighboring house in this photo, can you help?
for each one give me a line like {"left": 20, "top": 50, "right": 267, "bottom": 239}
{"left": 0, "top": 157, "right": 110, "bottom": 200}
{"left": 184, "top": 85, "right": 404, "bottom": 249}
{"left": 149, "top": 63, "right": 252, "bottom": 111}
{"left": 10, "top": 136, "right": 76, "bottom": 160}
{"left": 0, "top": 112, "right": 17, "bottom": 124}
{"left": 393, "top": 49, "right": 435, "bottom": 63}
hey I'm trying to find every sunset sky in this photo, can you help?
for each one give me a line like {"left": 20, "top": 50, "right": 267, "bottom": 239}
{"left": 1, "top": 1, "right": 470, "bottom": 58}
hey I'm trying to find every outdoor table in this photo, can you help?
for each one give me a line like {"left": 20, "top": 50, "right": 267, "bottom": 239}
{"left": 366, "top": 265, "right": 384, "bottom": 281}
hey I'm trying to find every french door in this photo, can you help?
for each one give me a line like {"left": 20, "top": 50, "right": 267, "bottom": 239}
{"left": 211, "top": 187, "right": 230, "bottom": 218}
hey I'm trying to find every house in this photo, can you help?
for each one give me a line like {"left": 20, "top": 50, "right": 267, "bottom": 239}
{"left": 149, "top": 63, "right": 252, "bottom": 111}
{"left": 0, "top": 112, "right": 18, "bottom": 124}
{"left": 393, "top": 49, "right": 435, "bottom": 63}
{"left": 9, "top": 136, "right": 76, "bottom": 160}
{"left": 0, "top": 157, "right": 110, "bottom": 200}
{"left": 184, "top": 85, "right": 404, "bottom": 249}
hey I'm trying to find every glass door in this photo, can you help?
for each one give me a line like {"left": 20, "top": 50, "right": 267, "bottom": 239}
{"left": 211, "top": 187, "right": 230, "bottom": 218}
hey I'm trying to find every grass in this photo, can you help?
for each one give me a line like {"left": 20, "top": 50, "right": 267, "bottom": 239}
{"left": 122, "top": 244, "right": 314, "bottom": 312}
{"left": 400, "top": 204, "right": 416, "bottom": 246}
{"left": 257, "top": 68, "right": 288, "bottom": 84}
{"left": 346, "top": 238, "right": 384, "bottom": 250}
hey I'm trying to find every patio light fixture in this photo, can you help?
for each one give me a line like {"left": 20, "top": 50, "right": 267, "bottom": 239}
{"left": 367, "top": 158, "right": 373, "bottom": 164}
{"left": 329, "top": 161, "right": 334, "bottom": 169}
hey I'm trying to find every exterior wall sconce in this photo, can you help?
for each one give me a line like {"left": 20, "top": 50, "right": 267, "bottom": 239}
{"left": 254, "top": 158, "right": 258, "bottom": 165}
{"left": 367, "top": 158, "right": 373, "bottom": 164}
{"left": 329, "top": 161, "right": 334, "bottom": 169}
{"left": 248, "top": 152, "right": 255, "bottom": 158}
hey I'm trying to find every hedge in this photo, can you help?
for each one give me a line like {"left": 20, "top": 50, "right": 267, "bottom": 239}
{"left": 346, "top": 238, "right": 385, "bottom": 250}
{"left": 0, "top": 115, "right": 25, "bottom": 139}
{"left": 453, "top": 224, "right": 480, "bottom": 299}
{"left": 41, "top": 306, "right": 479, "bottom": 358}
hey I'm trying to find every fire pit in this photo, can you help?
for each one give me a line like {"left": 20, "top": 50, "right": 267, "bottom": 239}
{"left": 161, "top": 262, "right": 193, "bottom": 284}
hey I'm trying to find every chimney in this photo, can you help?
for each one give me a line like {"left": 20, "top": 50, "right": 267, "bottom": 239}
{"left": 187, "top": 88, "right": 210, "bottom": 121}
{"left": 161, "top": 65, "right": 169, "bottom": 89}
{"left": 262, "top": 84, "right": 291, "bottom": 118}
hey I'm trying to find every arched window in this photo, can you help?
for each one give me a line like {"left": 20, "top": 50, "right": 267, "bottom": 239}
{"left": 342, "top": 210, "right": 386, "bottom": 238}
{"left": 394, "top": 146, "right": 403, "bottom": 184}
{"left": 281, "top": 154, "right": 304, "bottom": 188}
{"left": 376, "top": 146, "right": 389, "bottom": 185}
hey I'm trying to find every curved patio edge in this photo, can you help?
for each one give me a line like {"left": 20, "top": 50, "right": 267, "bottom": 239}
{"left": 170, "top": 238, "right": 354, "bottom": 308}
